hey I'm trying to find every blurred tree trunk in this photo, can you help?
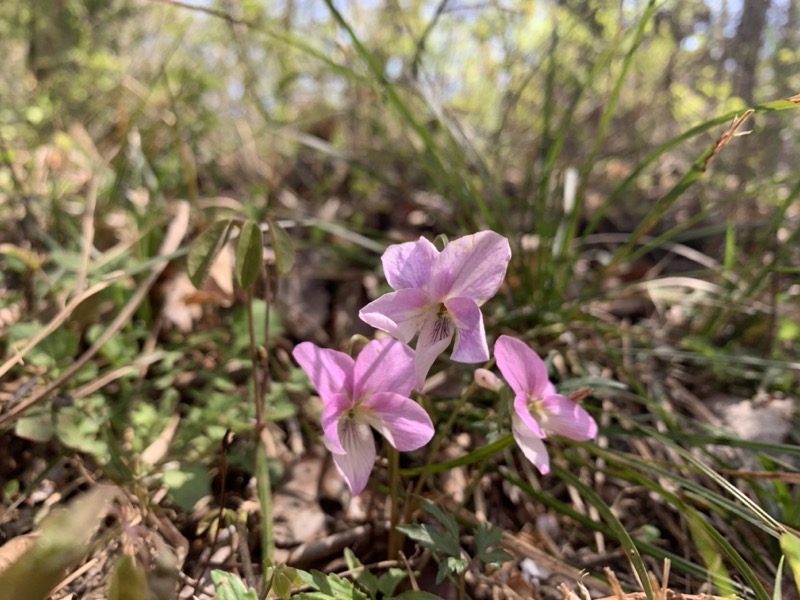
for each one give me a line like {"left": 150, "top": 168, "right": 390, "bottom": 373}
{"left": 768, "top": 1, "right": 798, "bottom": 172}
{"left": 26, "top": 0, "right": 81, "bottom": 81}
{"left": 728, "top": 0, "right": 770, "bottom": 104}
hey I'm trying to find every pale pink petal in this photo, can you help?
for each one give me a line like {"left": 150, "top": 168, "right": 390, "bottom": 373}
{"left": 361, "top": 392, "right": 434, "bottom": 451}
{"left": 332, "top": 419, "right": 376, "bottom": 495}
{"left": 446, "top": 297, "right": 489, "bottom": 363}
{"left": 321, "top": 393, "right": 353, "bottom": 454}
{"left": 413, "top": 311, "right": 455, "bottom": 390}
{"left": 353, "top": 339, "right": 415, "bottom": 398}
{"left": 382, "top": 237, "right": 439, "bottom": 290}
{"left": 293, "top": 342, "right": 354, "bottom": 402}
{"left": 513, "top": 394, "right": 545, "bottom": 439}
{"left": 494, "top": 336, "right": 550, "bottom": 398}
{"left": 512, "top": 414, "right": 550, "bottom": 475}
{"left": 358, "top": 288, "right": 431, "bottom": 343}
{"left": 540, "top": 394, "right": 598, "bottom": 440}
{"left": 428, "top": 231, "right": 511, "bottom": 301}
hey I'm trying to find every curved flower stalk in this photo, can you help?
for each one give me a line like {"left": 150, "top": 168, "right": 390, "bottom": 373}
{"left": 293, "top": 338, "right": 434, "bottom": 495}
{"left": 494, "top": 335, "right": 597, "bottom": 474}
{"left": 359, "top": 231, "right": 511, "bottom": 390}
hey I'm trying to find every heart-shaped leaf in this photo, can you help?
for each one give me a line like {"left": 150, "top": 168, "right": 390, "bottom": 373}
{"left": 267, "top": 218, "right": 295, "bottom": 275}
{"left": 188, "top": 219, "right": 234, "bottom": 289}
{"left": 235, "top": 220, "right": 263, "bottom": 289}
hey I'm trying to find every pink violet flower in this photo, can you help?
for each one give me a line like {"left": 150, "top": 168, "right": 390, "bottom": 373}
{"left": 292, "top": 338, "right": 434, "bottom": 495}
{"left": 359, "top": 231, "right": 511, "bottom": 390}
{"left": 494, "top": 335, "right": 597, "bottom": 475}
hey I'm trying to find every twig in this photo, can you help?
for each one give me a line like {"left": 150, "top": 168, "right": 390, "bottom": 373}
{"left": 410, "top": 0, "right": 449, "bottom": 79}
{"left": 72, "top": 176, "right": 99, "bottom": 304}
{"left": 285, "top": 525, "right": 374, "bottom": 566}
{"left": 71, "top": 352, "right": 165, "bottom": 400}
{"left": 149, "top": 0, "right": 251, "bottom": 25}
{"left": 194, "top": 429, "right": 236, "bottom": 599}
{"left": 702, "top": 110, "right": 754, "bottom": 172}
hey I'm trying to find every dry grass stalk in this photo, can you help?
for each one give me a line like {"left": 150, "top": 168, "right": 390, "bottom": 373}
{"left": 550, "top": 560, "right": 742, "bottom": 600}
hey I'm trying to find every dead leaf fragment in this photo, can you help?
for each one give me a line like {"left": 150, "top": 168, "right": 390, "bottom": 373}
{"left": 0, "top": 485, "right": 117, "bottom": 600}
{"left": 0, "top": 534, "right": 39, "bottom": 577}
{"left": 140, "top": 414, "right": 181, "bottom": 466}
{"left": 709, "top": 394, "right": 794, "bottom": 444}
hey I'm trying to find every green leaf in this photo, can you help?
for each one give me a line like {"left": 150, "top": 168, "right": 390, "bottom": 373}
{"left": 774, "top": 556, "right": 785, "bottom": 600}
{"left": 6, "top": 324, "right": 78, "bottom": 369}
{"left": 267, "top": 218, "right": 295, "bottom": 274}
{"left": 343, "top": 548, "right": 378, "bottom": 597}
{"left": 235, "top": 219, "right": 263, "bottom": 289}
{"left": 421, "top": 501, "right": 460, "bottom": 540}
{"left": 435, "top": 556, "right": 468, "bottom": 584}
{"left": 15, "top": 410, "right": 54, "bottom": 443}
{"left": 781, "top": 533, "right": 800, "bottom": 594}
{"left": 478, "top": 549, "right": 513, "bottom": 566}
{"left": 435, "top": 561, "right": 450, "bottom": 586}
{"left": 297, "top": 570, "right": 369, "bottom": 600}
{"left": 272, "top": 565, "right": 302, "bottom": 600}
{"left": 474, "top": 523, "right": 512, "bottom": 565}
{"left": 108, "top": 555, "right": 148, "bottom": 600}
{"left": 393, "top": 592, "right": 443, "bottom": 600}
{"left": 211, "top": 570, "right": 259, "bottom": 600}
{"left": 163, "top": 464, "right": 211, "bottom": 511}
{"left": 757, "top": 98, "right": 800, "bottom": 112}
{"left": 395, "top": 523, "right": 461, "bottom": 558}
{"left": 343, "top": 546, "right": 362, "bottom": 570}
{"left": 265, "top": 560, "right": 303, "bottom": 600}
{"left": 685, "top": 508, "right": 734, "bottom": 599}
{"left": 55, "top": 397, "right": 109, "bottom": 459}
{"left": 376, "top": 569, "right": 407, "bottom": 597}
{"left": 474, "top": 523, "right": 502, "bottom": 556}
{"left": 187, "top": 219, "right": 234, "bottom": 289}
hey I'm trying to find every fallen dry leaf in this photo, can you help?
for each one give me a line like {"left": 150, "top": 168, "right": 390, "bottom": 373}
{"left": 0, "top": 534, "right": 39, "bottom": 576}
{"left": 709, "top": 394, "right": 794, "bottom": 444}
{"left": 140, "top": 414, "right": 181, "bottom": 467}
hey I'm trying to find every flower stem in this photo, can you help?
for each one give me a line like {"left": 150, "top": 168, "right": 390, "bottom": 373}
{"left": 246, "top": 283, "right": 273, "bottom": 572}
{"left": 387, "top": 442, "right": 401, "bottom": 558}
{"left": 404, "top": 380, "right": 479, "bottom": 523}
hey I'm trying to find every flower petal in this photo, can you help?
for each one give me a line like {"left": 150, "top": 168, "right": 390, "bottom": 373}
{"left": 332, "top": 419, "right": 376, "bottom": 496}
{"left": 413, "top": 311, "right": 455, "bottom": 390}
{"left": 381, "top": 236, "right": 439, "bottom": 290}
{"left": 513, "top": 393, "right": 545, "bottom": 438}
{"left": 446, "top": 297, "right": 489, "bottom": 363}
{"left": 512, "top": 414, "right": 550, "bottom": 475}
{"left": 293, "top": 342, "right": 354, "bottom": 403}
{"left": 321, "top": 393, "right": 353, "bottom": 454}
{"left": 428, "top": 231, "right": 511, "bottom": 301}
{"left": 358, "top": 288, "right": 431, "bottom": 343}
{"left": 494, "top": 335, "right": 550, "bottom": 398}
{"left": 353, "top": 339, "right": 416, "bottom": 398}
{"left": 361, "top": 392, "right": 434, "bottom": 451}
{"left": 540, "top": 394, "right": 598, "bottom": 440}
